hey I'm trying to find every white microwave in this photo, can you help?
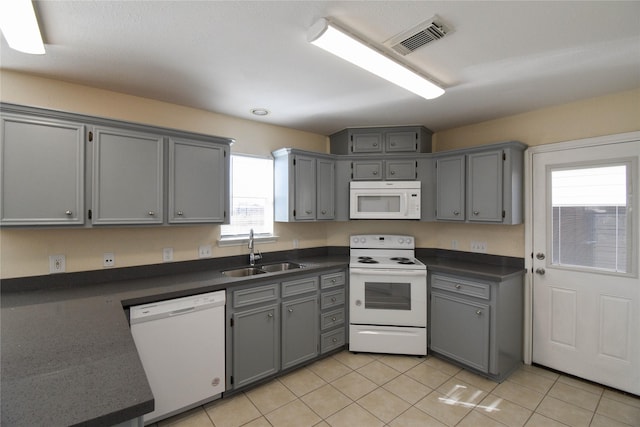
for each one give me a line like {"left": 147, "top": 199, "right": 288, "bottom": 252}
{"left": 350, "top": 181, "right": 421, "bottom": 219}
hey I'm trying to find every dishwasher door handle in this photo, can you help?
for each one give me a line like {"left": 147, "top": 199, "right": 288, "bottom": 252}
{"left": 169, "top": 307, "right": 196, "bottom": 316}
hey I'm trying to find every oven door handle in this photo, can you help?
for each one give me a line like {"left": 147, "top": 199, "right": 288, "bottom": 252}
{"left": 349, "top": 268, "right": 426, "bottom": 277}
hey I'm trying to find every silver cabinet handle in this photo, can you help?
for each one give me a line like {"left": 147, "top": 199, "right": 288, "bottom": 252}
{"left": 65, "top": 210, "right": 72, "bottom": 216}
{"left": 305, "top": 210, "right": 312, "bottom": 214}
{"left": 453, "top": 211, "right": 460, "bottom": 216}
{"left": 331, "top": 279, "right": 336, "bottom": 283}
{"left": 148, "top": 211, "right": 155, "bottom": 216}
{"left": 288, "top": 308, "right": 293, "bottom": 313}
{"left": 476, "top": 310, "right": 482, "bottom": 315}
{"left": 331, "top": 297, "right": 337, "bottom": 302}
{"left": 373, "top": 143, "right": 378, "bottom": 147}
{"left": 536, "top": 268, "right": 546, "bottom": 275}
{"left": 455, "top": 284, "right": 461, "bottom": 289}
{"left": 267, "top": 312, "right": 273, "bottom": 318}
{"left": 473, "top": 211, "right": 480, "bottom": 216}
{"left": 321, "top": 210, "right": 327, "bottom": 214}
{"left": 372, "top": 171, "right": 378, "bottom": 175}
{"left": 331, "top": 316, "right": 337, "bottom": 321}
{"left": 177, "top": 211, "right": 184, "bottom": 216}
{"left": 390, "top": 170, "right": 396, "bottom": 175}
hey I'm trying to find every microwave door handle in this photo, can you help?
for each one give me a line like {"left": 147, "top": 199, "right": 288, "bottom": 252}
{"left": 403, "top": 193, "right": 409, "bottom": 217}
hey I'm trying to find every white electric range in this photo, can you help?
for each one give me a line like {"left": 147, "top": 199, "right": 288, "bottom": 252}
{"left": 348, "top": 234, "right": 427, "bottom": 356}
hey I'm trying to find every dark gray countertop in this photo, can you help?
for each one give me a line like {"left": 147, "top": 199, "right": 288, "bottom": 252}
{"left": 1, "top": 250, "right": 523, "bottom": 426}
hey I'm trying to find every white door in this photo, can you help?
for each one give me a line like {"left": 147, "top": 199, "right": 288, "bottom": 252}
{"left": 531, "top": 134, "right": 639, "bottom": 394}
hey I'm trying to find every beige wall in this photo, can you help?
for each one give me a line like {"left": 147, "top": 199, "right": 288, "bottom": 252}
{"left": 2, "top": 69, "right": 638, "bottom": 278}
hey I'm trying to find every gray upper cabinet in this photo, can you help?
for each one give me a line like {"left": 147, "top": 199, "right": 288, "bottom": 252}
{"left": 435, "top": 142, "right": 526, "bottom": 224}
{"left": 316, "top": 158, "right": 335, "bottom": 220}
{"left": 351, "top": 160, "right": 383, "bottom": 180}
{"left": 385, "top": 159, "right": 417, "bottom": 180}
{"left": 1, "top": 113, "right": 85, "bottom": 225}
{"left": 273, "top": 148, "right": 335, "bottom": 222}
{"left": 168, "top": 138, "right": 228, "bottom": 223}
{"left": 92, "top": 126, "right": 164, "bottom": 225}
{"left": 436, "top": 155, "right": 465, "bottom": 221}
{"left": 330, "top": 126, "right": 433, "bottom": 155}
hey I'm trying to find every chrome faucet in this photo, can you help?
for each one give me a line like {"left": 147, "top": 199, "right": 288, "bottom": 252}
{"left": 248, "top": 228, "right": 262, "bottom": 266}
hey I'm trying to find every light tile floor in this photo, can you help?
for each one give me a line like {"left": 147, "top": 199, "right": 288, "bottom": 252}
{"left": 154, "top": 351, "right": 640, "bottom": 427}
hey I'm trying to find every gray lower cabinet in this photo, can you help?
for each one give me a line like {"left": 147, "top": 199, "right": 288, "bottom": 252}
{"left": 92, "top": 126, "right": 164, "bottom": 225}
{"left": 429, "top": 272, "right": 523, "bottom": 381}
{"left": 227, "top": 268, "right": 347, "bottom": 391}
{"left": 319, "top": 271, "right": 347, "bottom": 354}
{"left": 168, "top": 137, "right": 229, "bottom": 223}
{"left": 0, "top": 113, "right": 85, "bottom": 225}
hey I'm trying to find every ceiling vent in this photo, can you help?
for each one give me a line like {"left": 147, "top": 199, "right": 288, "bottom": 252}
{"left": 384, "top": 15, "right": 451, "bottom": 56}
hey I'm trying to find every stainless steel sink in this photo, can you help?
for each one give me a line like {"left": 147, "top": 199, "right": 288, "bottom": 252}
{"left": 259, "top": 262, "right": 303, "bottom": 272}
{"left": 222, "top": 267, "right": 267, "bottom": 277}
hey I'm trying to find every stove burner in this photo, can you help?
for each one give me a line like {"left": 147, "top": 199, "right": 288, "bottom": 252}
{"left": 358, "top": 258, "right": 379, "bottom": 264}
{"left": 397, "top": 260, "right": 416, "bottom": 265}
{"left": 358, "top": 256, "right": 373, "bottom": 260}
{"left": 390, "top": 257, "right": 416, "bottom": 265}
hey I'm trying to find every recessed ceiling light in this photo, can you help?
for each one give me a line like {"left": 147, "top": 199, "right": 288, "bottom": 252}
{"left": 251, "top": 108, "right": 270, "bottom": 116}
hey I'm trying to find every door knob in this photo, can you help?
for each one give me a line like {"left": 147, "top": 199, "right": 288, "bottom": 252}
{"left": 535, "top": 268, "right": 546, "bottom": 275}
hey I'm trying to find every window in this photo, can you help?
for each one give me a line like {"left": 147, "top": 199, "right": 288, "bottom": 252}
{"left": 220, "top": 154, "right": 274, "bottom": 239}
{"left": 551, "top": 164, "right": 630, "bottom": 273}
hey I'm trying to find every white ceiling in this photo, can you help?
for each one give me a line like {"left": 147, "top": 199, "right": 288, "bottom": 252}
{"left": 2, "top": 1, "right": 639, "bottom": 135}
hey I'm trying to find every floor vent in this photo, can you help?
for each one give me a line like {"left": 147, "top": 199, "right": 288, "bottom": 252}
{"left": 384, "top": 16, "right": 451, "bottom": 56}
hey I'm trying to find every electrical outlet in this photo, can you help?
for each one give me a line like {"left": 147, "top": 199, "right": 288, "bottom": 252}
{"left": 451, "top": 240, "right": 458, "bottom": 250}
{"left": 470, "top": 241, "right": 487, "bottom": 253}
{"left": 163, "top": 247, "right": 173, "bottom": 262}
{"left": 103, "top": 253, "right": 115, "bottom": 267}
{"left": 198, "top": 244, "right": 212, "bottom": 258}
{"left": 49, "top": 254, "right": 66, "bottom": 274}
{"left": 293, "top": 239, "right": 299, "bottom": 249}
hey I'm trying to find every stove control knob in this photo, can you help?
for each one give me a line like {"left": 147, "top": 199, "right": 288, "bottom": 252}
{"left": 398, "top": 238, "right": 404, "bottom": 244}
{"left": 361, "top": 237, "right": 366, "bottom": 244}
{"left": 406, "top": 238, "right": 412, "bottom": 244}
{"left": 352, "top": 237, "right": 359, "bottom": 244}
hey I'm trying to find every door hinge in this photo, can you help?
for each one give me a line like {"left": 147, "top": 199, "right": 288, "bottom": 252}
{"left": 293, "top": 158, "right": 296, "bottom": 166}
{"left": 230, "top": 376, "right": 234, "bottom": 385}
{"left": 230, "top": 318, "right": 234, "bottom": 327}
{"left": 502, "top": 210, "right": 506, "bottom": 218}
{"left": 87, "top": 209, "right": 92, "bottom": 220}
{"left": 88, "top": 131, "right": 93, "bottom": 142}
{"left": 224, "top": 210, "right": 227, "bottom": 218}
{"left": 224, "top": 150, "right": 227, "bottom": 157}
{"left": 293, "top": 209, "right": 296, "bottom": 217}
{"left": 502, "top": 152, "right": 506, "bottom": 161}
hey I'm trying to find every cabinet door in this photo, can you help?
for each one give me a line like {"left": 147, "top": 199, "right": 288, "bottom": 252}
{"left": 436, "top": 156, "right": 465, "bottom": 221}
{"left": 294, "top": 155, "right": 316, "bottom": 220}
{"left": 468, "top": 150, "right": 503, "bottom": 222}
{"left": 316, "top": 158, "right": 335, "bottom": 220}
{"left": 385, "top": 130, "right": 417, "bottom": 152}
{"left": 282, "top": 295, "right": 318, "bottom": 370}
{"left": 352, "top": 160, "right": 383, "bottom": 180}
{"left": 350, "top": 130, "right": 383, "bottom": 153}
{"left": 92, "top": 127, "right": 163, "bottom": 224}
{"left": 385, "top": 160, "right": 416, "bottom": 180}
{"left": 1, "top": 114, "right": 84, "bottom": 225}
{"left": 431, "top": 292, "right": 490, "bottom": 372}
{"left": 232, "top": 304, "right": 280, "bottom": 388}
{"left": 169, "top": 138, "right": 228, "bottom": 223}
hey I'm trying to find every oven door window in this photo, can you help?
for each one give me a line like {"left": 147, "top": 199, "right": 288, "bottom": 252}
{"left": 364, "top": 281, "right": 411, "bottom": 310}
{"left": 358, "top": 195, "right": 401, "bottom": 213}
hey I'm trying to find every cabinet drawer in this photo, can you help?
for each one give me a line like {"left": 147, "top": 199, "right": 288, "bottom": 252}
{"left": 321, "top": 329, "right": 345, "bottom": 353}
{"left": 232, "top": 283, "right": 279, "bottom": 308}
{"left": 282, "top": 276, "right": 318, "bottom": 298}
{"left": 321, "top": 289, "right": 345, "bottom": 309}
{"left": 320, "top": 271, "right": 346, "bottom": 289}
{"left": 431, "top": 274, "right": 490, "bottom": 300}
{"left": 320, "top": 308, "right": 345, "bottom": 330}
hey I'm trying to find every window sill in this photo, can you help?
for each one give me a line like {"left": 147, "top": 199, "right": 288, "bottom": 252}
{"left": 217, "top": 235, "right": 279, "bottom": 247}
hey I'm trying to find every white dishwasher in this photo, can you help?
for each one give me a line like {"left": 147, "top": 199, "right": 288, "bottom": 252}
{"left": 130, "top": 290, "right": 225, "bottom": 425}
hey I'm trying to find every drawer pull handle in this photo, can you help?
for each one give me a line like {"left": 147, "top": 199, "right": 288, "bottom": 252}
{"left": 473, "top": 211, "right": 480, "bottom": 216}
{"left": 453, "top": 210, "right": 460, "bottom": 216}
{"left": 267, "top": 313, "right": 273, "bottom": 318}
{"left": 332, "top": 338, "right": 338, "bottom": 343}
{"left": 476, "top": 310, "right": 482, "bottom": 316}
{"left": 65, "top": 210, "right": 73, "bottom": 216}
{"left": 148, "top": 211, "right": 155, "bottom": 216}
{"left": 331, "top": 297, "right": 337, "bottom": 302}
{"left": 331, "top": 316, "right": 337, "bottom": 321}
{"left": 455, "top": 284, "right": 461, "bottom": 289}
{"left": 288, "top": 308, "right": 293, "bottom": 313}
{"left": 177, "top": 211, "right": 184, "bottom": 216}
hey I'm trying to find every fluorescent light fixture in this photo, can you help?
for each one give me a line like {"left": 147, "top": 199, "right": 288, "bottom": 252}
{"left": 0, "top": 0, "right": 45, "bottom": 54}
{"left": 308, "top": 18, "right": 444, "bottom": 100}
